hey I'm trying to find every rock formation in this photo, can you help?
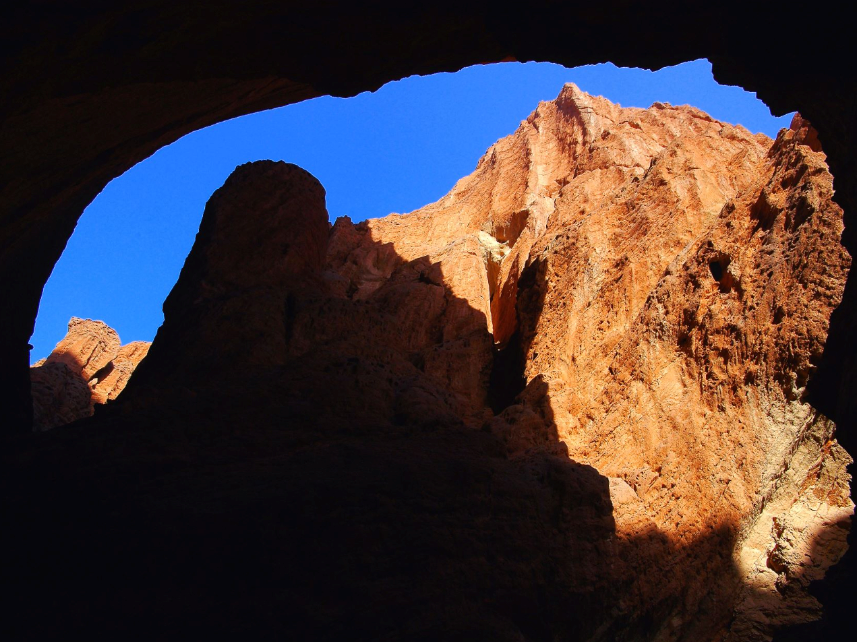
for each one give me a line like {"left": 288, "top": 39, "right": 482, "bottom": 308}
{"left": 5, "top": 88, "right": 852, "bottom": 640}
{"left": 314, "top": 88, "right": 853, "bottom": 639}
{"left": 126, "top": 161, "right": 495, "bottom": 431}
{"left": 30, "top": 317, "right": 150, "bottom": 429}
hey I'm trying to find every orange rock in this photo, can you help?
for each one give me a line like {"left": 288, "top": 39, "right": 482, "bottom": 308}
{"left": 29, "top": 361, "right": 92, "bottom": 431}
{"left": 34, "top": 316, "right": 120, "bottom": 380}
{"left": 89, "top": 341, "right": 151, "bottom": 404}
{"left": 330, "top": 88, "right": 853, "bottom": 638}
{"left": 30, "top": 317, "right": 150, "bottom": 429}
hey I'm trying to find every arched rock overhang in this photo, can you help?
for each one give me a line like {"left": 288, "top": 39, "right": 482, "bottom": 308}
{"left": 2, "top": 1, "right": 855, "bottom": 441}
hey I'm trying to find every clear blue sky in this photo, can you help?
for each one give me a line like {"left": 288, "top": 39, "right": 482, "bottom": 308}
{"left": 31, "top": 59, "right": 793, "bottom": 361}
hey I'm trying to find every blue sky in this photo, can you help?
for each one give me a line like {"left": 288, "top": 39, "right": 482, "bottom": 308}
{"left": 31, "top": 59, "right": 793, "bottom": 361}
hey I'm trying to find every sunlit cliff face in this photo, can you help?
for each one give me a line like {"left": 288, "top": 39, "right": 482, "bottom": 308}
{"left": 325, "top": 86, "right": 853, "bottom": 637}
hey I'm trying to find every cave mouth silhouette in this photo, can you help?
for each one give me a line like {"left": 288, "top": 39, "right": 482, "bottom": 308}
{"left": 5, "top": 7, "right": 856, "bottom": 633}
{"left": 12, "top": 121, "right": 852, "bottom": 638}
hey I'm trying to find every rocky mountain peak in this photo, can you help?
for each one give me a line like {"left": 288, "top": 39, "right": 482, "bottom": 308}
{"left": 310, "top": 88, "right": 852, "bottom": 638}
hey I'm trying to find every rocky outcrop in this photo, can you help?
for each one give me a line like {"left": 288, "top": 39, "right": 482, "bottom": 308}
{"left": 29, "top": 317, "right": 149, "bottom": 429}
{"left": 29, "top": 360, "right": 93, "bottom": 431}
{"left": 34, "top": 317, "right": 121, "bottom": 379}
{"left": 128, "top": 160, "right": 494, "bottom": 429}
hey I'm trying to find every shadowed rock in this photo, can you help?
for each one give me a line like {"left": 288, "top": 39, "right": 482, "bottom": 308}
{"left": 318, "top": 91, "right": 854, "bottom": 639}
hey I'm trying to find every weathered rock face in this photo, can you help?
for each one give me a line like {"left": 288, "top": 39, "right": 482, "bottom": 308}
{"left": 29, "top": 317, "right": 149, "bottom": 429}
{"left": 6, "top": 90, "right": 852, "bottom": 640}
{"left": 320, "top": 88, "right": 853, "bottom": 639}
{"left": 91, "top": 341, "right": 151, "bottom": 404}
{"left": 495, "top": 109, "right": 854, "bottom": 639}
{"left": 29, "top": 361, "right": 93, "bottom": 431}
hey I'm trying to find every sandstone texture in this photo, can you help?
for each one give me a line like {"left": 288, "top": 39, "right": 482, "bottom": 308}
{"left": 4, "top": 3, "right": 857, "bottom": 638}
{"left": 5, "top": 89, "right": 852, "bottom": 640}
{"left": 310, "top": 88, "right": 853, "bottom": 639}
{"left": 30, "top": 317, "right": 150, "bottom": 429}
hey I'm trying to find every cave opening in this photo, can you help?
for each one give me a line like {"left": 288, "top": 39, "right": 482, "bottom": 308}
{"left": 19, "top": 49, "right": 854, "bottom": 640}
{"left": 708, "top": 254, "right": 736, "bottom": 293}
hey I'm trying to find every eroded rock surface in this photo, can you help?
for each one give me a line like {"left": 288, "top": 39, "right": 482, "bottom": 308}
{"left": 318, "top": 89, "right": 853, "bottom": 639}
{"left": 30, "top": 317, "right": 149, "bottom": 429}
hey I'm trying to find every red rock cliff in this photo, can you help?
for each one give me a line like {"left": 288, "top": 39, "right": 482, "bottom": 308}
{"left": 326, "top": 88, "right": 853, "bottom": 639}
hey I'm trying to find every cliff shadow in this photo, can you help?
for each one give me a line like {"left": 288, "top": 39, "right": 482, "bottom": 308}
{"left": 3, "top": 163, "right": 621, "bottom": 638}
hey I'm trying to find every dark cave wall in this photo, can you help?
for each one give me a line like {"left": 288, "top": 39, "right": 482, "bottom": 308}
{"left": 1, "top": 1, "right": 856, "bottom": 436}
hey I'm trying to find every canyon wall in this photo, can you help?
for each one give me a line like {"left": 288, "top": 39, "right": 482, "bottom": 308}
{"left": 3, "top": 3, "right": 857, "bottom": 440}
{"left": 5, "top": 87, "right": 852, "bottom": 640}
